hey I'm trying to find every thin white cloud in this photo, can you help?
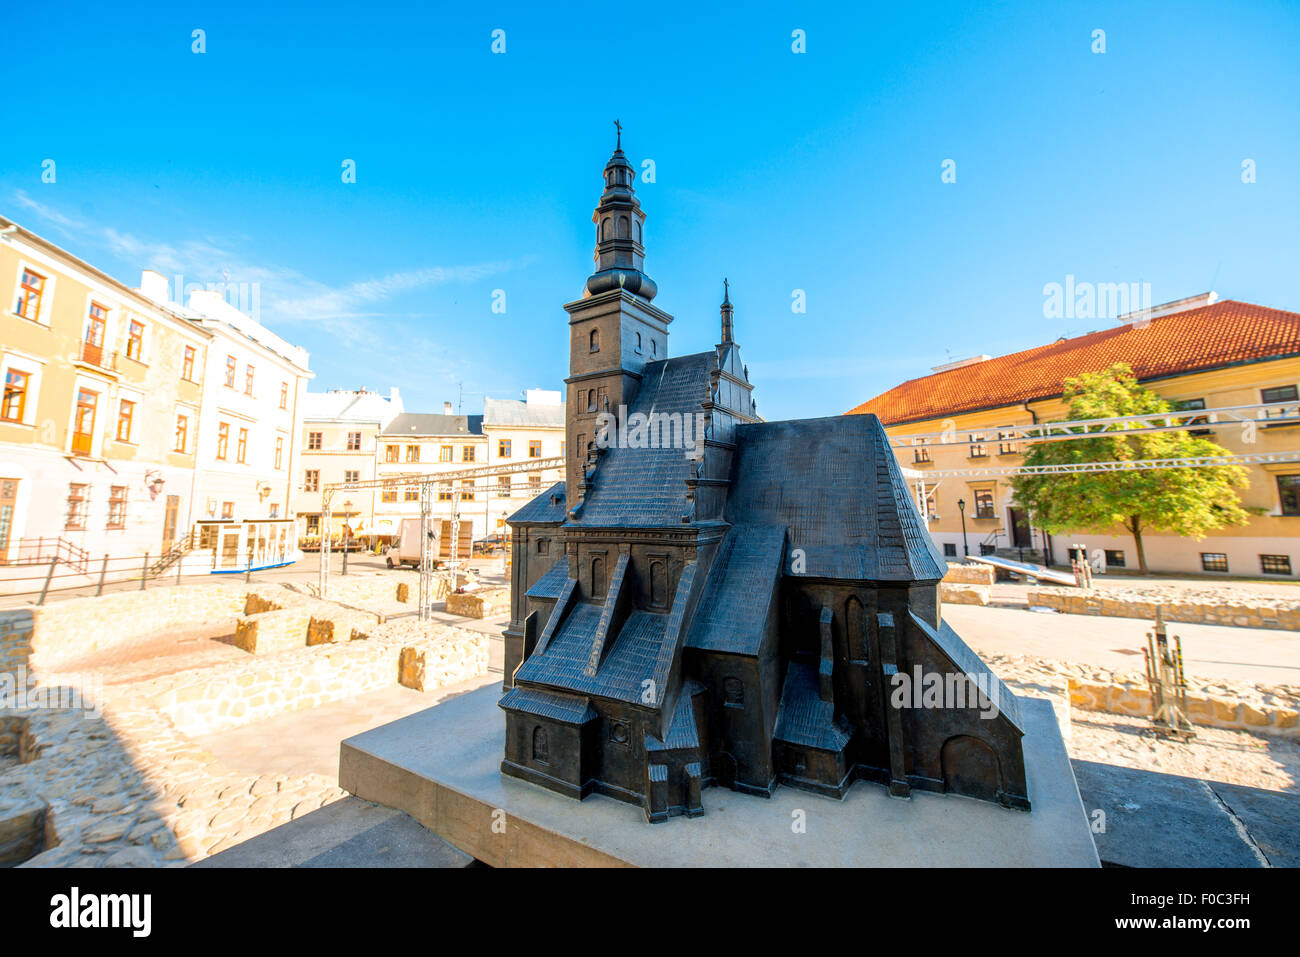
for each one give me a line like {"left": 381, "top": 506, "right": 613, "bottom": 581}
{"left": 8, "top": 189, "right": 522, "bottom": 323}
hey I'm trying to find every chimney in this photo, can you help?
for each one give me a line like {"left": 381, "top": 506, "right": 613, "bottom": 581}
{"left": 139, "top": 270, "right": 170, "bottom": 305}
{"left": 443, "top": 401, "right": 453, "bottom": 415}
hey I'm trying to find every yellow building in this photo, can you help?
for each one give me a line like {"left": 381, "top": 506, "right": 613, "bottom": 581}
{"left": 850, "top": 295, "right": 1300, "bottom": 578}
{"left": 0, "top": 217, "right": 210, "bottom": 568}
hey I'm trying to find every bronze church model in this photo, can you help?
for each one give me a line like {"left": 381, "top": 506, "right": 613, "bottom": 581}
{"left": 499, "top": 132, "right": 1030, "bottom": 822}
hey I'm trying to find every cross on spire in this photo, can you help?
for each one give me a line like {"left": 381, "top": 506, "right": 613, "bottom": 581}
{"left": 614, "top": 119, "right": 622, "bottom": 149}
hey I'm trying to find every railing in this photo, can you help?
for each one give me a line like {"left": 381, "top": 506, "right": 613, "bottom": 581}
{"left": 7, "top": 537, "right": 90, "bottom": 575}
{"left": 0, "top": 539, "right": 298, "bottom": 605}
{"left": 78, "top": 342, "right": 119, "bottom": 371}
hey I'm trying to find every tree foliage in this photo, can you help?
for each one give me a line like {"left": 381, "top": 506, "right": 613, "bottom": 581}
{"left": 1010, "top": 363, "right": 1253, "bottom": 573}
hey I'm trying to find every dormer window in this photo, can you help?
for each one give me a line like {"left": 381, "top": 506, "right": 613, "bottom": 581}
{"left": 590, "top": 329, "right": 600, "bottom": 353}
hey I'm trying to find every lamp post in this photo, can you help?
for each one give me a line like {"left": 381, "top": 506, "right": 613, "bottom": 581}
{"left": 957, "top": 498, "right": 969, "bottom": 559}
{"left": 342, "top": 499, "right": 353, "bottom": 576}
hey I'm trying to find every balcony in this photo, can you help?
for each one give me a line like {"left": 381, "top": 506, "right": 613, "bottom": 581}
{"left": 77, "top": 342, "right": 119, "bottom": 373}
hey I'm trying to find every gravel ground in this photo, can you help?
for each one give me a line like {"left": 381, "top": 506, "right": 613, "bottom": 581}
{"left": 1067, "top": 708, "right": 1300, "bottom": 793}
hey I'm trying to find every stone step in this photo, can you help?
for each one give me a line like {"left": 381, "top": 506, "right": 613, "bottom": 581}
{"left": 192, "top": 796, "right": 475, "bottom": 868}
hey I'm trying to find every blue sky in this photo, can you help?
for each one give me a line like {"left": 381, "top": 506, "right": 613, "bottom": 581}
{"left": 3, "top": 1, "right": 1297, "bottom": 420}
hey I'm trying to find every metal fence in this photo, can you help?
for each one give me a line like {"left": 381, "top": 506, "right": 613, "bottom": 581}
{"left": 0, "top": 539, "right": 253, "bottom": 605}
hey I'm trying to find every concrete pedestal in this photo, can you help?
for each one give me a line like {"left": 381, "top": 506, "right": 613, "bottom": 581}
{"left": 339, "top": 687, "right": 1099, "bottom": 867}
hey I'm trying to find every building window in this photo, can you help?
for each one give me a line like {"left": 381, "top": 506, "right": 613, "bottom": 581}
{"left": 1262, "top": 385, "right": 1298, "bottom": 425}
{"left": 438, "top": 445, "right": 451, "bottom": 462}
{"left": 589, "top": 329, "right": 599, "bottom": 353}
{"left": 72, "top": 389, "right": 97, "bottom": 455}
{"left": 182, "top": 345, "right": 196, "bottom": 381}
{"left": 107, "top": 486, "right": 127, "bottom": 529}
{"left": 498, "top": 439, "right": 511, "bottom": 458}
{"left": 235, "top": 428, "right": 248, "bottom": 463}
{"left": 308, "top": 431, "right": 322, "bottom": 450}
{"left": 925, "top": 494, "right": 937, "bottom": 521}
{"left": 536, "top": 538, "right": 548, "bottom": 554}
{"left": 225, "top": 355, "right": 237, "bottom": 388}
{"left": 591, "top": 555, "right": 606, "bottom": 598}
{"left": 560, "top": 441, "right": 566, "bottom": 458}
{"left": 609, "top": 722, "right": 630, "bottom": 745}
{"left": 973, "top": 488, "right": 995, "bottom": 519}
{"left": 1174, "top": 397, "right": 1212, "bottom": 436}
{"left": 913, "top": 441, "right": 931, "bottom": 464}
{"left": 463, "top": 445, "right": 476, "bottom": 463}
{"left": 529, "top": 473, "right": 541, "bottom": 490}
{"left": 304, "top": 469, "right": 319, "bottom": 492}
{"left": 277, "top": 382, "right": 287, "bottom": 410}
{"left": 1278, "top": 475, "right": 1300, "bottom": 516}
{"left": 528, "top": 440, "right": 542, "bottom": 458}
{"left": 407, "top": 445, "right": 421, "bottom": 463}
{"left": 274, "top": 436, "right": 283, "bottom": 470}
{"left": 385, "top": 444, "right": 399, "bottom": 463}
{"left": 344, "top": 470, "right": 359, "bottom": 484}
{"left": 126, "top": 320, "right": 144, "bottom": 360}
{"left": 2, "top": 370, "right": 28, "bottom": 422}
{"left": 15, "top": 268, "right": 45, "bottom": 321}
{"left": 437, "top": 481, "right": 452, "bottom": 502}
{"left": 347, "top": 431, "right": 361, "bottom": 451}
{"left": 996, "top": 429, "right": 1019, "bottom": 455}
{"left": 461, "top": 480, "right": 475, "bottom": 501}
{"left": 221, "top": 501, "right": 234, "bottom": 520}
{"left": 575, "top": 434, "right": 585, "bottom": 458}
{"left": 1261, "top": 554, "right": 1292, "bottom": 576}
{"left": 66, "top": 484, "right": 88, "bottom": 530}
{"left": 498, "top": 475, "right": 512, "bottom": 497}
{"left": 1200, "top": 552, "right": 1229, "bottom": 573}
{"left": 381, "top": 489, "right": 397, "bottom": 503}
{"left": 404, "top": 488, "right": 419, "bottom": 502}
{"left": 943, "top": 542, "right": 957, "bottom": 557}
{"left": 244, "top": 365, "right": 255, "bottom": 396}
{"left": 84, "top": 303, "right": 108, "bottom": 366}
{"left": 1104, "top": 549, "right": 1126, "bottom": 568}
{"left": 269, "top": 504, "right": 280, "bottom": 519}
{"left": 306, "top": 515, "right": 320, "bottom": 535}
{"left": 968, "top": 434, "right": 988, "bottom": 458}
{"left": 635, "top": 332, "right": 643, "bottom": 354}
{"left": 115, "top": 399, "right": 135, "bottom": 442}
{"left": 174, "top": 414, "right": 188, "bottom": 453}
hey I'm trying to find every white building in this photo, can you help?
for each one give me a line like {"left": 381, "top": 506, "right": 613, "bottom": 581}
{"left": 138, "top": 273, "right": 314, "bottom": 530}
{"left": 482, "top": 389, "right": 565, "bottom": 537}
{"left": 291, "top": 387, "right": 403, "bottom": 543}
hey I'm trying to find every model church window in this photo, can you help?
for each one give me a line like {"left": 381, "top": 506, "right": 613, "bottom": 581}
{"left": 532, "top": 726, "right": 548, "bottom": 763}
{"left": 724, "top": 677, "right": 744, "bottom": 707}
{"left": 591, "top": 556, "right": 605, "bottom": 597}
{"left": 590, "top": 329, "right": 600, "bottom": 353}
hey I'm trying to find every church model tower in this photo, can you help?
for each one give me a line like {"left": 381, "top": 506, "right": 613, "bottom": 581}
{"left": 498, "top": 131, "right": 1030, "bottom": 822}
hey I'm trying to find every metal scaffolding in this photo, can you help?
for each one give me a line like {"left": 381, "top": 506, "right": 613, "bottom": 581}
{"left": 317, "top": 456, "right": 564, "bottom": 612}
{"left": 892, "top": 400, "right": 1300, "bottom": 449}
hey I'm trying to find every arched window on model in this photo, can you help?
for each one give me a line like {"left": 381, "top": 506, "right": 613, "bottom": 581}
{"left": 591, "top": 555, "right": 605, "bottom": 598}
{"left": 533, "top": 726, "right": 548, "bottom": 763}
{"left": 587, "top": 389, "right": 597, "bottom": 412}
{"left": 636, "top": 331, "right": 643, "bottom": 354}
{"left": 590, "top": 329, "right": 600, "bottom": 353}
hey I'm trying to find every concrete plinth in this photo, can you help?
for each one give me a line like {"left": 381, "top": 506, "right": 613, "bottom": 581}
{"left": 339, "top": 687, "right": 1099, "bottom": 867}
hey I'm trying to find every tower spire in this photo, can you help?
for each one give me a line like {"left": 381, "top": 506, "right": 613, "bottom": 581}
{"left": 585, "top": 125, "right": 657, "bottom": 301}
{"left": 720, "top": 278, "right": 735, "bottom": 344}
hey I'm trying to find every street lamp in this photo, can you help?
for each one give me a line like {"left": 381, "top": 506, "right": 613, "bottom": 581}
{"left": 957, "top": 498, "right": 968, "bottom": 559}
{"left": 342, "top": 499, "right": 353, "bottom": 576}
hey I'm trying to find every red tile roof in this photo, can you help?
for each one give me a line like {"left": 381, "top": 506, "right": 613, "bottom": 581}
{"left": 847, "top": 300, "right": 1300, "bottom": 425}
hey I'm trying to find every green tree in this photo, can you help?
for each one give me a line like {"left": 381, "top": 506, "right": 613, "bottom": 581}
{"left": 1011, "top": 363, "right": 1253, "bottom": 575}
